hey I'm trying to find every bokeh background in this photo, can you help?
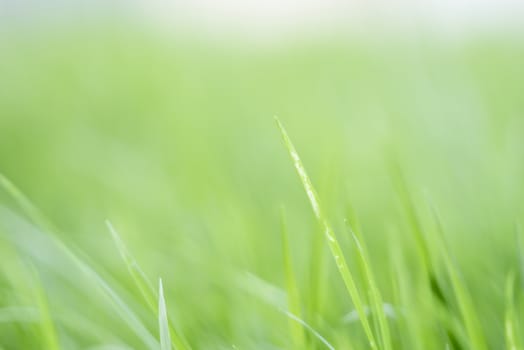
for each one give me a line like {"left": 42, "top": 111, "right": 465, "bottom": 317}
{"left": 1, "top": 1, "right": 524, "bottom": 349}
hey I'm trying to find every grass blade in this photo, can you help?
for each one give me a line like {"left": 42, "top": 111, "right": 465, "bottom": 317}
{"left": 281, "top": 310, "right": 335, "bottom": 350}
{"left": 237, "top": 272, "right": 335, "bottom": 350}
{"left": 276, "top": 117, "right": 377, "bottom": 349}
{"left": 388, "top": 158, "right": 431, "bottom": 271}
{"left": 31, "top": 267, "right": 61, "bottom": 350}
{"left": 158, "top": 279, "right": 172, "bottom": 350}
{"left": 516, "top": 224, "right": 524, "bottom": 290}
{"left": 0, "top": 172, "right": 159, "bottom": 349}
{"left": 505, "top": 272, "right": 520, "bottom": 350}
{"left": 347, "top": 223, "right": 392, "bottom": 350}
{"left": 430, "top": 205, "right": 487, "bottom": 350}
{"left": 280, "top": 207, "right": 307, "bottom": 348}
{"left": 106, "top": 221, "right": 190, "bottom": 350}
{"left": 106, "top": 221, "right": 156, "bottom": 311}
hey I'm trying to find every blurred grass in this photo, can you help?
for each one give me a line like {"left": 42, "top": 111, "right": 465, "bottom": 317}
{"left": 0, "top": 23, "right": 524, "bottom": 349}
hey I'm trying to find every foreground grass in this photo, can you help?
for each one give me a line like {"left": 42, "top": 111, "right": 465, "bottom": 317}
{"left": 0, "top": 24, "right": 524, "bottom": 349}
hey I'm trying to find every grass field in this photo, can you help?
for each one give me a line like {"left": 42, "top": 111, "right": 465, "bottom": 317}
{"left": 1, "top": 23, "right": 524, "bottom": 349}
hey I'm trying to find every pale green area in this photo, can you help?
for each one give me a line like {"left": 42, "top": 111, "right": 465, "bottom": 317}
{"left": 0, "top": 23, "right": 524, "bottom": 349}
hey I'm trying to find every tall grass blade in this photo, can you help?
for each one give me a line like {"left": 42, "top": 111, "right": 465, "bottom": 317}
{"left": 347, "top": 224, "right": 392, "bottom": 350}
{"left": 276, "top": 117, "right": 377, "bottom": 349}
{"left": 280, "top": 208, "right": 307, "bottom": 348}
{"left": 158, "top": 279, "right": 172, "bottom": 350}
{"left": 430, "top": 205, "right": 487, "bottom": 350}
{"left": 505, "top": 272, "right": 520, "bottom": 350}
{"left": 388, "top": 161, "right": 431, "bottom": 271}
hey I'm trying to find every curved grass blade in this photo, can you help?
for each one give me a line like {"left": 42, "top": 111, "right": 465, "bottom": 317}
{"left": 158, "top": 279, "right": 172, "bottom": 350}
{"left": 275, "top": 117, "right": 377, "bottom": 349}
{"left": 0, "top": 173, "right": 159, "bottom": 349}
{"left": 281, "top": 310, "right": 335, "bottom": 350}
{"left": 106, "top": 221, "right": 190, "bottom": 350}
{"left": 237, "top": 272, "right": 335, "bottom": 350}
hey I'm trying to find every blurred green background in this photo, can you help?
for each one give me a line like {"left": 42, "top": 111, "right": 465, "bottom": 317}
{"left": 1, "top": 12, "right": 524, "bottom": 350}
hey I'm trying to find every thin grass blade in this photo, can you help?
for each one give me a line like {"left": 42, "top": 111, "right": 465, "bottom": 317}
{"left": 106, "top": 221, "right": 190, "bottom": 350}
{"left": 430, "top": 205, "right": 487, "bottom": 350}
{"left": 106, "top": 221, "right": 156, "bottom": 310}
{"left": 280, "top": 208, "right": 307, "bottom": 348}
{"left": 276, "top": 117, "right": 377, "bottom": 349}
{"left": 0, "top": 172, "right": 159, "bottom": 349}
{"left": 348, "top": 224, "right": 392, "bottom": 350}
{"left": 31, "top": 267, "right": 61, "bottom": 350}
{"left": 159, "top": 279, "right": 172, "bottom": 350}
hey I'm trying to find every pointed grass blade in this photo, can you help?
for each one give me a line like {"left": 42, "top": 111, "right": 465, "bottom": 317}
{"left": 159, "top": 279, "right": 172, "bottom": 350}
{"left": 0, "top": 172, "right": 159, "bottom": 349}
{"left": 430, "top": 205, "right": 487, "bottom": 350}
{"left": 276, "top": 117, "right": 377, "bottom": 349}
{"left": 347, "top": 224, "right": 392, "bottom": 350}
{"left": 106, "top": 221, "right": 190, "bottom": 350}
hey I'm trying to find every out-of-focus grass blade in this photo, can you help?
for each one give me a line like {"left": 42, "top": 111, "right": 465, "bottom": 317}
{"left": 0, "top": 172, "right": 159, "bottom": 349}
{"left": 280, "top": 208, "right": 307, "bottom": 349}
{"left": 430, "top": 205, "right": 487, "bottom": 350}
{"left": 281, "top": 309, "right": 335, "bottom": 350}
{"left": 106, "top": 221, "right": 156, "bottom": 311}
{"left": 516, "top": 224, "right": 524, "bottom": 290}
{"left": 276, "top": 117, "right": 377, "bottom": 349}
{"left": 388, "top": 161, "right": 431, "bottom": 271}
{"left": 505, "top": 272, "right": 520, "bottom": 350}
{"left": 0, "top": 173, "right": 57, "bottom": 234}
{"left": 31, "top": 267, "right": 61, "bottom": 350}
{"left": 306, "top": 218, "right": 325, "bottom": 324}
{"left": 106, "top": 221, "right": 190, "bottom": 350}
{"left": 347, "top": 223, "right": 392, "bottom": 350}
{"left": 237, "top": 272, "right": 335, "bottom": 350}
{"left": 158, "top": 279, "right": 172, "bottom": 350}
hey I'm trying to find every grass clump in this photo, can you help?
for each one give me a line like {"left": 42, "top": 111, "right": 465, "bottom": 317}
{"left": 1, "top": 24, "right": 524, "bottom": 349}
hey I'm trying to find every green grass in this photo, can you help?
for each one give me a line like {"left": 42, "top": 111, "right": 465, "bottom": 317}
{"left": 277, "top": 117, "right": 378, "bottom": 349}
{"left": 158, "top": 279, "right": 172, "bottom": 350}
{"left": 0, "top": 22, "right": 524, "bottom": 349}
